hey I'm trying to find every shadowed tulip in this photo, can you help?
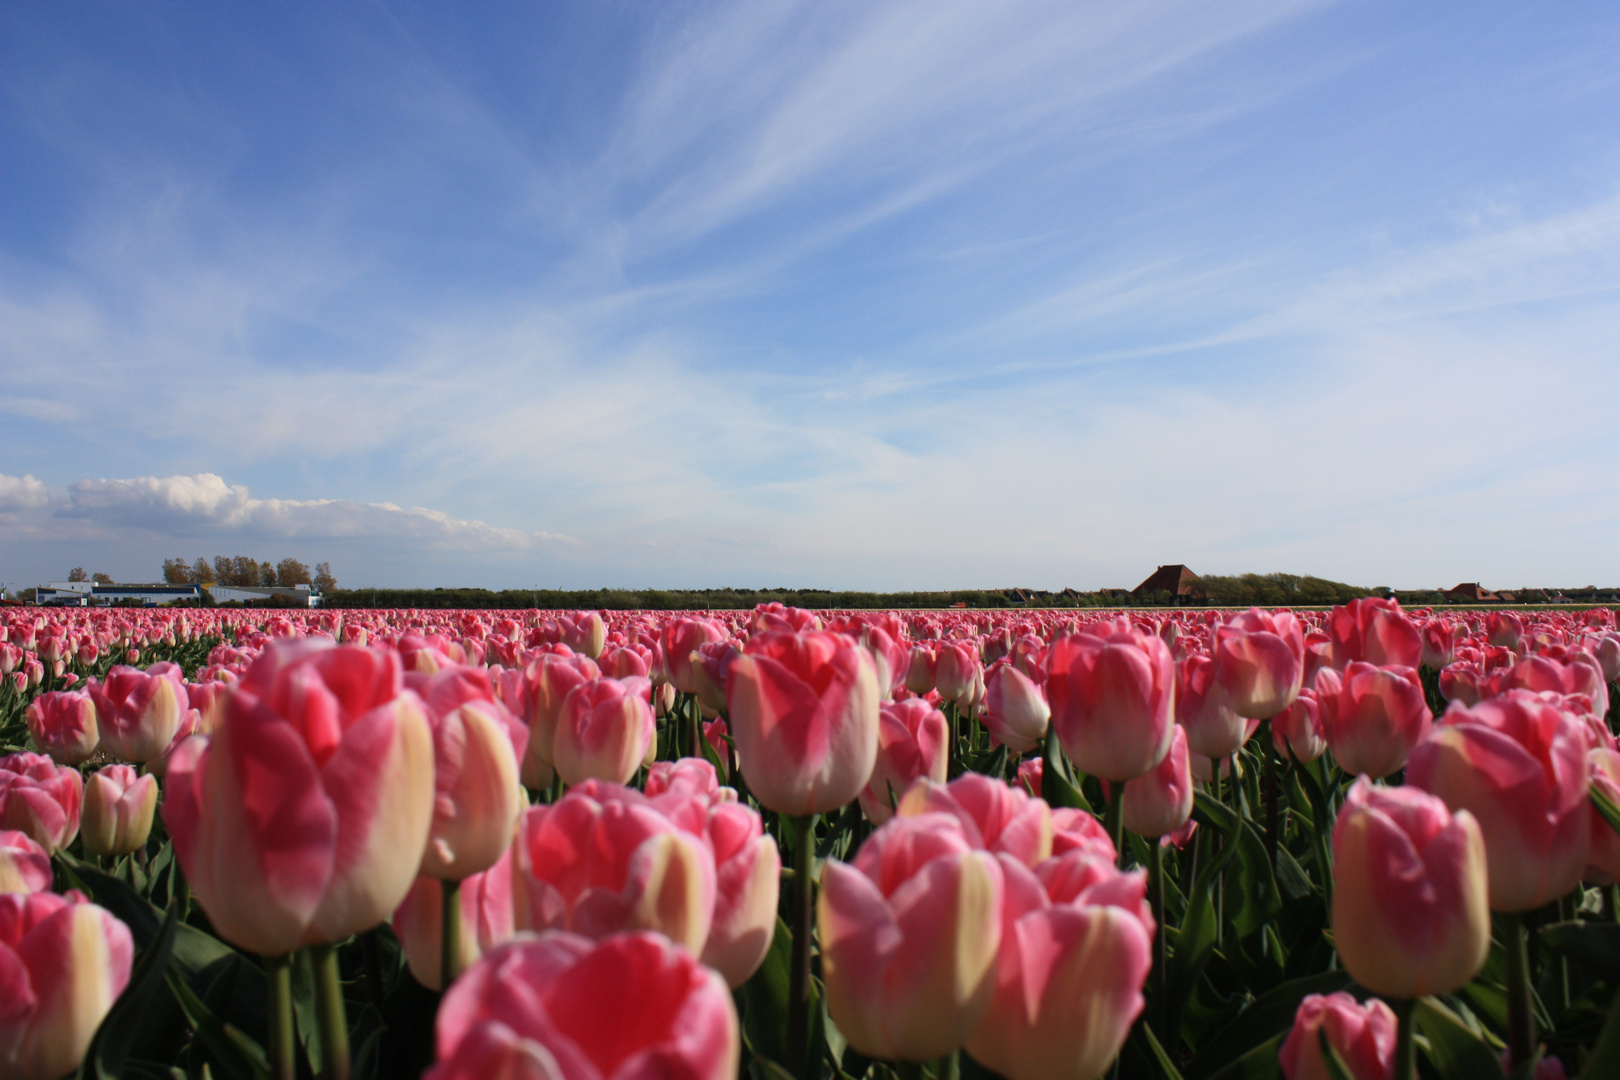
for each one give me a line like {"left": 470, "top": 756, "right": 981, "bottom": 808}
{"left": 24, "top": 691, "right": 100, "bottom": 766}
{"left": 1328, "top": 598, "right": 1423, "bottom": 671}
{"left": 860, "top": 699, "right": 949, "bottom": 824}
{"left": 1407, "top": 691, "right": 1592, "bottom": 912}
{"left": 1214, "top": 608, "right": 1304, "bottom": 720}
{"left": 1279, "top": 992, "right": 1397, "bottom": 1080}
{"left": 935, "top": 641, "right": 982, "bottom": 705}
{"left": 425, "top": 931, "right": 739, "bottom": 1080}
{"left": 1587, "top": 748, "right": 1620, "bottom": 885}
{"left": 983, "top": 663, "right": 1050, "bottom": 755}
{"left": 905, "top": 645, "right": 938, "bottom": 695}
{"left": 82, "top": 764, "right": 158, "bottom": 857}
{"left": 163, "top": 639, "right": 436, "bottom": 955}
{"left": 1047, "top": 629, "right": 1176, "bottom": 782}
{"left": 515, "top": 653, "right": 601, "bottom": 789}
{"left": 820, "top": 812, "right": 1003, "bottom": 1061}
{"left": 1317, "top": 663, "right": 1431, "bottom": 779}
{"left": 661, "top": 618, "right": 727, "bottom": 695}
{"left": 554, "top": 677, "right": 656, "bottom": 787}
{"left": 1176, "top": 653, "right": 1247, "bottom": 761}
{"left": 1122, "top": 725, "right": 1193, "bottom": 839}
{"left": 0, "top": 889, "right": 134, "bottom": 1080}
{"left": 726, "top": 630, "right": 881, "bottom": 816}
{"left": 391, "top": 847, "right": 515, "bottom": 991}
{"left": 1271, "top": 688, "right": 1327, "bottom": 763}
{"left": 1331, "top": 779, "right": 1489, "bottom": 997}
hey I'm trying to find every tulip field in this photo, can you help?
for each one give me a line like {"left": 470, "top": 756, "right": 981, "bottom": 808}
{"left": 5, "top": 601, "right": 1620, "bottom": 1080}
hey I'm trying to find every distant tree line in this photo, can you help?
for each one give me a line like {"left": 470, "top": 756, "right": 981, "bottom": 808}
{"left": 161, "top": 556, "right": 337, "bottom": 590}
{"left": 1189, "top": 573, "right": 1375, "bottom": 607}
{"left": 324, "top": 586, "right": 1040, "bottom": 611}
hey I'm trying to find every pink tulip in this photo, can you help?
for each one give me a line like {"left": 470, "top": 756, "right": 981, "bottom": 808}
{"left": 553, "top": 677, "right": 656, "bottom": 787}
{"left": 0, "top": 889, "right": 134, "bottom": 1080}
{"left": 1271, "top": 688, "right": 1327, "bottom": 763}
{"left": 983, "top": 663, "right": 1050, "bottom": 755}
{"left": 1214, "top": 608, "right": 1304, "bottom": 719}
{"left": 1331, "top": 779, "right": 1489, "bottom": 997}
{"left": 1327, "top": 598, "right": 1423, "bottom": 671}
{"left": 515, "top": 653, "right": 601, "bottom": 788}
{"left": 23, "top": 691, "right": 100, "bottom": 766}
{"left": 1047, "top": 628, "right": 1175, "bottom": 781}
{"left": 186, "top": 679, "right": 229, "bottom": 735}
{"left": 965, "top": 852, "right": 1152, "bottom": 1080}
{"left": 410, "top": 667, "right": 528, "bottom": 881}
{"left": 0, "top": 643, "right": 19, "bottom": 674}
{"left": 898, "top": 772, "right": 1056, "bottom": 868}
{"left": 690, "top": 640, "right": 740, "bottom": 715}
{"left": 1176, "top": 653, "right": 1248, "bottom": 761}
{"left": 1316, "top": 663, "right": 1431, "bottom": 778}
{"left": 726, "top": 630, "right": 881, "bottom": 816}
{"left": 820, "top": 812, "right": 1004, "bottom": 1061}
{"left": 391, "top": 847, "right": 515, "bottom": 991}
{"left": 1407, "top": 691, "right": 1592, "bottom": 911}
{"left": 643, "top": 757, "right": 781, "bottom": 986}
{"left": 82, "top": 764, "right": 159, "bottom": 857}
{"left": 512, "top": 781, "right": 716, "bottom": 954}
{"left": 935, "top": 641, "right": 982, "bottom": 705}
{"left": 1421, "top": 619, "right": 1461, "bottom": 670}
{"left": 163, "top": 639, "right": 436, "bottom": 955}
{"left": 561, "top": 611, "right": 607, "bottom": 659}
{"left": 0, "top": 753, "right": 82, "bottom": 853}
{"left": 0, "top": 831, "right": 51, "bottom": 895}
{"left": 1122, "top": 725, "right": 1193, "bottom": 839}
{"left": 90, "top": 662, "right": 186, "bottom": 763}
{"left": 860, "top": 699, "right": 950, "bottom": 824}
{"left": 425, "top": 930, "right": 738, "bottom": 1080}
{"left": 661, "top": 617, "right": 726, "bottom": 695}
{"left": 599, "top": 644, "right": 652, "bottom": 681}
{"left": 1585, "top": 748, "right": 1620, "bottom": 885}
{"left": 1278, "top": 992, "right": 1397, "bottom": 1080}
{"left": 905, "top": 644, "right": 938, "bottom": 695}
{"left": 1438, "top": 661, "right": 1482, "bottom": 707}
{"left": 1485, "top": 611, "right": 1523, "bottom": 649}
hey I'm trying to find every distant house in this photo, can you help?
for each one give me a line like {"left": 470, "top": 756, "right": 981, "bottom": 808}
{"left": 1441, "top": 583, "right": 1500, "bottom": 604}
{"left": 1130, "top": 565, "right": 1208, "bottom": 605}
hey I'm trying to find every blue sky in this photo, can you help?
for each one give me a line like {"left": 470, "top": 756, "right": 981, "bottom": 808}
{"left": 3, "top": 1, "right": 1619, "bottom": 592}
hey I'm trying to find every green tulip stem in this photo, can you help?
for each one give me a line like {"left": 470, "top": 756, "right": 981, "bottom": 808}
{"left": 266, "top": 952, "right": 296, "bottom": 1080}
{"left": 1150, "top": 838, "right": 1167, "bottom": 1034}
{"left": 312, "top": 942, "right": 351, "bottom": 1080}
{"left": 1262, "top": 719, "right": 1280, "bottom": 871}
{"left": 786, "top": 812, "right": 818, "bottom": 1080}
{"left": 895, "top": 1062, "right": 924, "bottom": 1080}
{"left": 1041, "top": 725, "right": 1062, "bottom": 807}
{"left": 1391, "top": 997, "right": 1417, "bottom": 1080}
{"left": 1504, "top": 912, "right": 1535, "bottom": 1069}
{"left": 937, "top": 1050, "right": 961, "bottom": 1080}
{"left": 1105, "top": 778, "right": 1126, "bottom": 870}
{"left": 689, "top": 692, "right": 703, "bottom": 760}
{"left": 442, "top": 876, "right": 463, "bottom": 990}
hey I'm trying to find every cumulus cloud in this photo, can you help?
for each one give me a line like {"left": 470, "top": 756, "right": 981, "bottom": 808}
{"left": 0, "top": 474, "right": 50, "bottom": 513}
{"left": 2, "top": 472, "right": 574, "bottom": 550}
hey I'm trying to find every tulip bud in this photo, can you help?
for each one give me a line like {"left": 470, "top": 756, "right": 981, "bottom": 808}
{"left": 1122, "top": 724, "right": 1193, "bottom": 839}
{"left": 727, "top": 630, "right": 881, "bottom": 817}
{"left": 92, "top": 663, "right": 186, "bottom": 763}
{"left": 983, "top": 663, "right": 1050, "bottom": 755}
{"left": 1316, "top": 663, "right": 1431, "bottom": 779}
{"left": 1331, "top": 779, "right": 1489, "bottom": 996}
{"left": 1279, "top": 992, "right": 1397, "bottom": 1080}
{"left": 553, "top": 677, "right": 656, "bottom": 787}
{"left": 1213, "top": 608, "right": 1304, "bottom": 720}
{"left": 391, "top": 848, "right": 515, "bottom": 991}
{"left": 1047, "top": 628, "right": 1175, "bottom": 782}
{"left": 82, "top": 764, "right": 159, "bottom": 857}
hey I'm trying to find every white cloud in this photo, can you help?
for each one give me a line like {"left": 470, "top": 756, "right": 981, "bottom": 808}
{"left": 3, "top": 473, "right": 573, "bottom": 550}
{"left": 0, "top": 474, "right": 50, "bottom": 513}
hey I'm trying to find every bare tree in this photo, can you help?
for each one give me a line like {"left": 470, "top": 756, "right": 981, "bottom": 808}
{"left": 191, "top": 557, "right": 216, "bottom": 584}
{"left": 313, "top": 562, "right": 337, "bottom": 591}
{"left": 92, "top": 572, "right": 113, "bottom": 584}
{"left": 67, "top": 567, "right": 88, "bottom": 582}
